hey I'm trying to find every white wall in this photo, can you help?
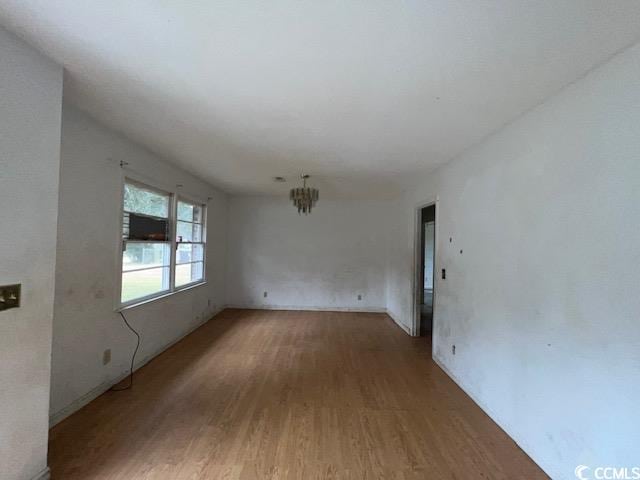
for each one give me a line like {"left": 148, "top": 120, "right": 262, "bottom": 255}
{"left": 0, "top": 26, "right": 62, "bottom": 480}
{"left": 1, "top": 16, "right": 635, "bottom": 480}
{"left": 227, "top": 196, "right": 389, "bottom": 311}
{"left": 50, "top": 105, "right": 228, "bottom": 424}
{"left": 386, "top": 42, "right": 640, "bottom": 479}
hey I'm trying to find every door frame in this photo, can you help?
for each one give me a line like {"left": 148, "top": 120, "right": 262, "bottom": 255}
{"left": 411, "top": 196, "right": 439, "bottom": 338}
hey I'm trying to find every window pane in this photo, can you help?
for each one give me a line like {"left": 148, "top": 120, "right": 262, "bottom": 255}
{"left": 177, "top": 201, "right": 203, "bottom": 223}
{"left": 121, "top": 267, "right": 170, "bottom": 302}
{"left": 124, "top": 183, "right": 169, "bottom": 218}
{"left": 177, "top": 221, "right": 202, "bottom": 242}
{"left": 175, "top": 262, "right": 204, "bottom": 287}
{"left": 123, "top": 242, "right": 170, "bottom": 271}
{"left": 193, "top": 205, "right": 203, "bottom": 223}
{"left": 176, "top": 243, "right": 204, "bottom": 264}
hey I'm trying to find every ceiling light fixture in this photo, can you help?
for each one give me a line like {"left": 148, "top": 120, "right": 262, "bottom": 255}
{"left": 289, "top": 174, "right": 319, "bottom": 215}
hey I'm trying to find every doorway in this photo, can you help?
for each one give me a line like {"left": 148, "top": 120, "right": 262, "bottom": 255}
{"left": 418, "top": 205, "right": 435, "bottom": 337}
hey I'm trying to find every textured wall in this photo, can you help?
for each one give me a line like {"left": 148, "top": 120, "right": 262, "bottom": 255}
{"left": 227, "top": 196, "right": 390, "bottom": 312}
{"left": 50, "top": 105, "right": 228, "bottom": 425}
{"left": 0, "top": 26, "right": 63, "bottom": 480}
{"left": 386, "top": 42, "right": 640, "bottom": 479}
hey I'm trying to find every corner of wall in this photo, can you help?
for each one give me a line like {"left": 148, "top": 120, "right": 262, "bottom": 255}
{"left": 30, "top": 467, "right": 50, "bottom": 480}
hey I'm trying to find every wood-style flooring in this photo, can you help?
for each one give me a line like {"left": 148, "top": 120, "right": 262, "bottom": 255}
{"left": 49, "top": 309, "right": 547, "bottom": 479}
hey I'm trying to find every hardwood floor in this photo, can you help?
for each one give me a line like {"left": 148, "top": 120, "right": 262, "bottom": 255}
{"left": 49, "top": 309, "right": 547, "bottom": 479}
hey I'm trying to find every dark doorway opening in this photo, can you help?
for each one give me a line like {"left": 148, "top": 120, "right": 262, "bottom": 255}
{"left": 419, "top": 205, "right": 435, "bottom": 337}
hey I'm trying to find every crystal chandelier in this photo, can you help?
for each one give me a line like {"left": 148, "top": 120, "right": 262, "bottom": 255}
{"left": 289, "top": 174, "right": 319, "bottom": 214}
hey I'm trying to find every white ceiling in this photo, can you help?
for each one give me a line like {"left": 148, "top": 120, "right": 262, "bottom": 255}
{"left": 1, "top": 1, "right": 640, "bottom": 198}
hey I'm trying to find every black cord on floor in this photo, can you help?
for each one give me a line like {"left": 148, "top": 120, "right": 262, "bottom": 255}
{"left": 111, "top": 311, "right": 140, "bottom": 392}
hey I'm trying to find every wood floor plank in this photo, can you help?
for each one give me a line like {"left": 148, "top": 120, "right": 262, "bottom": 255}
{"left": 48, "top": 309, "right": 548, "bottom": 479}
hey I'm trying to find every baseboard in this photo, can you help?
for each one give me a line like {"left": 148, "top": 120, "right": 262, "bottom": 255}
{"left": 46, "top": 305, "right": 549, "bottom": 476}
{"left": 49, "top": 306, "right": 396, "bottom": 427}
{"left": 229, "top": 305, "right": 414, "bottom": 336}
{"left": 432, "top": 354, "right": 552, "bottom": 479}
{"left": 385, "top": 309, "right": 413, "bottom": 335}
{"left": 31, "top": 467, "right": 50, "bottom": 480}
{"left": 226, "top": 304, "right": 387, "bottom": 313}
{"left": 49, "top": 308, "right": 223, "bottom": 427}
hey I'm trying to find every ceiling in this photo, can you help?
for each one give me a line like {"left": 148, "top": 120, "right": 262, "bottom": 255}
{"left": 1, "top": 1, "right": 640, "bottom": 198}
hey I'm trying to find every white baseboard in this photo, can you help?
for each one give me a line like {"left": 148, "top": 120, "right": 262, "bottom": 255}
{"left": 31, "top": 467, "right": 50, "bottom": 480}
{"left": 229, "top": 306, "right": 415, "bottom": 337}
{"left": 226, "top": 304, "right": 387, "bottom": 313}
{"left": 385, "top": 309, "right": 413, "bottom": 335}
{"left": 49, "top": 308, "right": 223, "bottom": 427}
{"left": 49, "top": 306, "right": 402, "bottom": 427}
{"left": 46, "top": 305, "right": 547, "bottom": 477}
{"left": 431, "top": 354, "right": 551, "bottom": 479}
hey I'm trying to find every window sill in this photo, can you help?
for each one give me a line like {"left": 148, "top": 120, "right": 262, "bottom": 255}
{"left": 117, "top": 281, "right": 208, "bottom": 312}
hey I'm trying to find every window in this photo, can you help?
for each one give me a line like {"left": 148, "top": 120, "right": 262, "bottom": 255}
{"left": 175, "top": 199, "right": 205, "bottom": 287}
{"left": 120, "top": 180, "right": 206, "bottom": 306}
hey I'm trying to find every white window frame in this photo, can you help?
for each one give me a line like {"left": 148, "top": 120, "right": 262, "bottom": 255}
{"left": 174, "top": 195, "right": 208, "bottom": 290}
{"left": 116, "top": 176, "right": 207, "bottom": 310}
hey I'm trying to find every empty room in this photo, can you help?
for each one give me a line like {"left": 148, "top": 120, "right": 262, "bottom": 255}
{"left": 1, "top": 1, "right": 639, "bottom": 479}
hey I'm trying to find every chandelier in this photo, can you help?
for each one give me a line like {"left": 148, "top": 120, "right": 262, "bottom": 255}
{"left": 289, "top": 174, "right": 319, "bottom": 215}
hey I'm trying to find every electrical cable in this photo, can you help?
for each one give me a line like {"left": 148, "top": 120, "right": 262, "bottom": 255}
{"left": 111, "top": 311, "right": 140, "bottom": 391}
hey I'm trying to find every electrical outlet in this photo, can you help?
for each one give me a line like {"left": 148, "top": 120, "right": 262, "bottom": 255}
{"left": 357, "top": 294, "right": 362, "bottom": 301}
{"left": 103, "top": 349, "right": 111, "bottom": 365}
{"left": 0, "top": 284, "right": 21, "bottom": 311}
{"left": 263, "top": 291, "right": 268, "bottom": 298}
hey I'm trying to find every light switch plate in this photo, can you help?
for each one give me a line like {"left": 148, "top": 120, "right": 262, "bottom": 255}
{"left": 0, "top": 284, "right": 21, "bottom": 311}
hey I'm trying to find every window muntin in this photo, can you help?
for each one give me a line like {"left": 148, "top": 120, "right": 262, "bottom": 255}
{"left": 119, "top": 181, "right": 206, "bottom": 307}
{"left": 175, "top": 198, "right": 206, "bottom": 287}
{"left": 122, "top": 242, "right": 170, "bottom": 271}
{"left": 121, "top": 182, "right": 172, "bottom": 304}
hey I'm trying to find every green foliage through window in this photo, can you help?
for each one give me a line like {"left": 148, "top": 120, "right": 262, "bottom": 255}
{"left": 124, "top": 183, "right": 169, "bottom": 218}
{"left": 121, "top": 182, "right": 206, "bottom": 305}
